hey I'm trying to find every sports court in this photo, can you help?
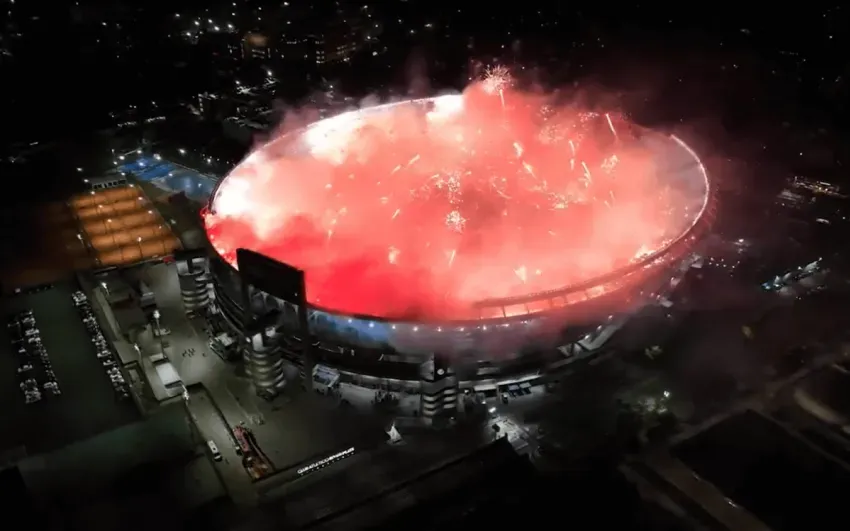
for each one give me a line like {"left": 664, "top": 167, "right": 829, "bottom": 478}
{"left": 119, "top": 156, "right": 218, "bottom": 202}
{"left": 69, "top": 186, "right": 181, "bottom": 267}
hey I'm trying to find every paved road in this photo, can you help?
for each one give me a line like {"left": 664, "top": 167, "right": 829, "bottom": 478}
{"left": 142, "top": 263, "right": 378, "bottom": 484}
{"left": 142, "top": 263, "right": 262, "bottom": 424}
{"left": 142, "top": 263, "right": 272, "bottom": 502}
{"left": 185, "top": 387, "right": 257, "bottom": 505}
{"left": 634, "top": 453, "right": 771, "bottom": 531}
{"left": 143, "top": 264, "right": 223, "bottom": 385}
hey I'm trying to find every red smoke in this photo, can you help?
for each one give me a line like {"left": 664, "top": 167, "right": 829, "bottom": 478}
{"left": 205, "top": 75, "right": 705, "bottom": 320}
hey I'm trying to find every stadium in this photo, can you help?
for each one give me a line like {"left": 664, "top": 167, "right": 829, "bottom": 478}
{"left": 203, "top": 88, "right": 714, "bottom": 388}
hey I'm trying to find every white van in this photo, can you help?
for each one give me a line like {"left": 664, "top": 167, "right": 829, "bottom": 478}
{"left": 207, "top": 440, "right": 222, "bottom": 461}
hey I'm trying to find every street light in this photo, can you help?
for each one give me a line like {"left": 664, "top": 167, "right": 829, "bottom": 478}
{"left": 105, "top": 218, "right": 115, "bottom": 245}
{"left": 101, "top": 281, "right": 109, "bottom": 296}
{"left": 151, "top": 309, "right": 165, "bottom": 352}
{"left": 137, "top": 236, "right": 143, "bottom": 258}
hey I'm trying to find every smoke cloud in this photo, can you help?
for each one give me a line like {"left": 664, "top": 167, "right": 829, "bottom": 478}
{"left": 205, "top": 66, "right": 709, "bottom": 321}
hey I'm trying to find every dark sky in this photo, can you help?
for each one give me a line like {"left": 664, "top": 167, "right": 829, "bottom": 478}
{"left": 3, "top": 3, "right": 848, "bottom": 186}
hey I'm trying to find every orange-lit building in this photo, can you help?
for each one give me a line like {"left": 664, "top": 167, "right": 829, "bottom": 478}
{"left": 70, "top": 185, "right": 180, "bottom": 268}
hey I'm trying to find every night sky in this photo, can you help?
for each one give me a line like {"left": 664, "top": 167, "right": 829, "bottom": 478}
{"left": 1, "top": 1, "right": 846, "bottom": 286}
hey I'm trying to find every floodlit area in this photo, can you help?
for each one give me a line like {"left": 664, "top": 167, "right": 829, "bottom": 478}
{"left": 117, "top": 155, "right": 218, "bottom": 201}
{"left": 70, "top": 186, "right": 181, "bottom": 267}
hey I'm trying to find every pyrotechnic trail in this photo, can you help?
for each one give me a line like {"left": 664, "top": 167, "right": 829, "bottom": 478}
{"left": 205, "top": 67, "right": 702, "bottom": 320}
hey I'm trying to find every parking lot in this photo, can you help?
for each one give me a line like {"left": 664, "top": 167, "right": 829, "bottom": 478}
{"left": 0, "top": 282, "right": 139, "bottom": 457}
{"left": 71, "top": 288, "right": 133, "bottom": 401}
{"left": 6, "top": 307, "right": 61, "bottom": 406}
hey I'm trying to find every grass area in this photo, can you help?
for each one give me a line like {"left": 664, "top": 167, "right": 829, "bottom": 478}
{"left": 0, "top": 282, "right": 139, "bottom": 457}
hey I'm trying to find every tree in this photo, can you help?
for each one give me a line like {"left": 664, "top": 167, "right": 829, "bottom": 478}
{"left": 537, "top": 377, "right": 631, "bottom": 462}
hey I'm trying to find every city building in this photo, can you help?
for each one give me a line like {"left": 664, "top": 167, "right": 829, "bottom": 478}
{"left": 273, "top": 3, "right": 380, "bottom": 67}
{"left": 243, "top": 32, "right": 272, "bottom": 61}
{"left": 314, "top": 4, "right": 379, "bottom": 66}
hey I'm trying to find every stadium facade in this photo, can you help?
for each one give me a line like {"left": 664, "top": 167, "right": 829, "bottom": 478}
{"left": 207, "top": 183, "right": 713, "bottom": 396}
{"left": 203, "top": 101, "right": 715, "bottom": 397}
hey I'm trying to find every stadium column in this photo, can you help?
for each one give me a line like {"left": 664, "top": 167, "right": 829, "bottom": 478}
{"left": 175, "top": 252, "right": 211, "bottom": 315}
{"left": 235, "top": 249, "right": 313, "bottom": 394}
{"left": 418, "top": 356, "right": 460, "bottom": 426}
{"left": 240, "top": 282, "right": 286, "bottom": 398}
{"left": 245, "top": 322, "right": 286, "bottom": 396}
{"left": 295, "top": 277, "right": 315, "bottom": 392}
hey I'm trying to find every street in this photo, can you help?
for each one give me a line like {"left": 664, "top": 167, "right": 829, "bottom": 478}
{"left": 184, "top": 386, "right": 257, "bottom": 505}
{"left": 143, "top": 262, "right": 386, "bottom": 490}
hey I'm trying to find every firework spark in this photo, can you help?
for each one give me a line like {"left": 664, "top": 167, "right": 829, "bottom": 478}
{"left": 205, "top": 75, "right": 707, "bottom": 319}
{"left": 482, "top": 65, "right": 512, "bottom": 95}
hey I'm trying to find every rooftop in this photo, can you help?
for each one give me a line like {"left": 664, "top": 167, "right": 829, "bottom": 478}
{"left": 274, "top": 437, "right": 536, "bottom": 530}
{"left": 69, "top": 185, "right": 180, "bottom": 267}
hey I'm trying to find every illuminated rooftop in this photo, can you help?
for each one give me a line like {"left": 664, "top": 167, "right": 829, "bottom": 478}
{"left": 70, "top": 185, "right": 180, "bottom": 267}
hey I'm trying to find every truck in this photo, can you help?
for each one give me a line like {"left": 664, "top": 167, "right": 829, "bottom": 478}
{"left": 233, "top": 425, "right": 272, "bottom": 480}
{"left": 153, "top": 359, "right": 183, "bottom": 393}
